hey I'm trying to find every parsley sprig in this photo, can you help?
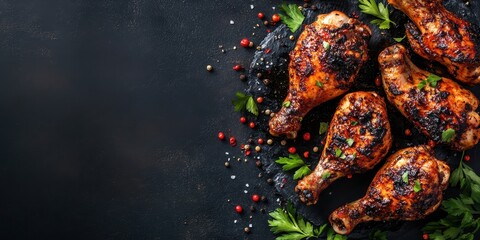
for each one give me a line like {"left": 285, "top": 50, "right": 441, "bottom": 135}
{"left": 269, "top": 202, "right": 347, "bottom": 240}
{"left": 422, "top": 153, "right": 480, "bottom": 239}
{"left": 275, "top": 154, "right": 312, "bottom": 180}
{"left": 278, "top": 3, "right": 305, "bottom": 33}
{"left": 358, "top": 0, "right": 395, "bottom": 29}
{"left": 418, "top": 74, "right": 442, "bottom": 90}
{"left": 232, "top": 92, "right": 258, "bottom": 116}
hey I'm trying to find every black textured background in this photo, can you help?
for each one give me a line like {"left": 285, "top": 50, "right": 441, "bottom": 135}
{"left": 0, "top": 0, "right": 479, "bottom": 239}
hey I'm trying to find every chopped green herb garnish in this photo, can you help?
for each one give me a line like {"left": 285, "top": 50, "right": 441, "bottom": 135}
{"left": 283, "top": 101, "right": 291, "bottom": 108}
{"left": 346, "top": 138, "right": 354, "bottom": 147}
{"left": 323, "top": 41, "right": 330, "bottom": 50}
{"left": 442, "top": 128, "right": 456, "bottom": 143}
{"left": 414, "top": 179, "right": 422, "bottom": 193}
{"left": 418, "top": 73, "right": 442, "bottom": 90}
{"left": 394, "top": 35, "right": 406, "bottom": 42}
{"left": 351, "top": 121, "right": 358, "bottom": 126}
{"left": 402, "top": 171, "right": 409, "bottom": 184}
{"left": 322, "top": 172, "right": 331, "bottom": 180}
{"left": 316, "top": 80, "right": 324, "bottom": 88}
{"left": 335, "top": 149, "right": 342, "bottom": 157}
{"left": 232, "top": 92, "right": 258, "bottom": 116}
{"left": 278, "top": 3, "right": 305, "bottom": 33}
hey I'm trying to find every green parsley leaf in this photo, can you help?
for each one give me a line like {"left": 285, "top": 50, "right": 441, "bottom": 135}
{"left": 394, "top": 35, "right": 406, "bottom": 42}
{"left": 278, "top": 3, "right": 305, "bottom": 33}
{"left": 414, "top": 179, "right": 422, "bottom": 193}
{"left": 358, "top": 0, "right": 395, "bottom": 29}
{"left": 283, "top": 101, "right": 291, "bottom": 108}
{"left": 346, "top": 138, "right": 354, "bottom": 147}
{"left": 402, "top": 171, "right": 409, "bottom": 184}
{"left": 275, "top": 154, "right": 312, "bottom": 180}
{"left": 232, "top": 92, "right": 258, "bottom": 116}
{"left": 268, "top": 202, "right": 327, "bottom": 239}
{"left": 442, "top": 128, "right": 456, "bottom": 143}
{"left": 335, "top": 149, "right": 342, "bottom": 157}
{"left": 351, "top": 121, "right": 358, "bottom": 126}
{"left": 417, "top": 80, "right": 427, "bottom": 90}
{"left": 323, "top": 41, "right": 330, "bottom": 50}
{"left": 327, "top": 228, "right": 348, "bottom": 240}
{"left": 319, "top": 122, "right": 329, "bottom": 135}
{"left": 322, "top": 172, "right": 331, "bottom": 180}
{"left": 427, "top": 74, "right": 442, "bottom": 87}
{"left": 316, "top": 80, "right": 324, "bottom": 88}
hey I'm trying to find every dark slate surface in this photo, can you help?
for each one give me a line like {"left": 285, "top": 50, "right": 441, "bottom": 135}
{"left": 0, "top": 0, "right": 478, "bottom": 239}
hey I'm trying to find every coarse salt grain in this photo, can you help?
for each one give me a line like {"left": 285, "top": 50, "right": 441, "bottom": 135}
{"left": 249, "top": 224, "right": 253, "bottom": 228}
{"left": 230, "top": 20, "right": 234, "bottom": 24}
{"left": 245, "top": 183, "right": 249, "bottom": 187}
{"left": 231, "top": 175, "right": 236, "bottom": 180}
{"left": 244, "top": 190, "right": 248, "bottom": 194}
{"left": 234, "top": 220, "right": 238, "bottom": 223}
{"left": 250, "top": 5, "right": 254, "bottom": 9}
{"left": 225, "top": 152, "right": 229, "bottom": 155}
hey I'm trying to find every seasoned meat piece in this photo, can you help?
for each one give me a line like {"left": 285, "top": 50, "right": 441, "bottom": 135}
{"left": 388, "top": 0, "right": 480, "bottom": 84}
{"left": 295, "top": 91, "right": 392, "bottom": 205}
{"left": 269, "top": 11, "right": 371, "bottom": 138}
{"left": 379, "top": 44, "right": 480, "bottom": 151}
{"left": 329, "top": 146, "right": 450, "bottom": 235}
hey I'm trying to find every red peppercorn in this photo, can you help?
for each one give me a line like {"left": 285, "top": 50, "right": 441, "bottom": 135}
{"left": 233, "top": 64, "right": 243, "bottom": 71}
{"left": 422, "top": 233, "right": 429, "bottom": 240}
{"left": 288, "top": 147, "right": 296, "bottom": 154}
{"left": 229, "top": 137, "right": 237, "bottom": 146}
{"left": 252, "top": 194, "right": 260, "bottom": 202}
{"left": 249, "top": 122, "right": 255, "bottom": 129}
{"left": 240, "top": 117, "right": 247, "bottom": 124}
{"left": 257, "top": 12, "right": 264, "bottom": 19}
{"left": 240, "top": 38, "right": 250, "bottom": 48}
{"left": 272, "top": 13, "right": 281, "bottom": 23}
{"left": 256, "top": 96, "right": 264, "bottom": 103}
{"left": 464, "top": 154, "right": 471, "bottom": 161}
{"left": 375, "top": 76, "right": 382, "bottom": 87}
{"left": 404, "top": 129, "right": 412, "bottom": 136}
{"left": 235, "top": 205, "right": 243, "bottom": 213}
{"left": 257, "top": 138, "right": 264, "bottom": 145}
{"left": 428, "top": 140, "right": 436, "bottom": 148}
{"left": 245, "top": 150, "right": 251, "bottom": 156}
{"left": 303, "top": 132, "right": 311, "bottom": 141}
{"left": 303, "top": 151, "right": 309, "bottom": 158}
{"left": 218, "top": 132, "right": 225, "bottom": 140}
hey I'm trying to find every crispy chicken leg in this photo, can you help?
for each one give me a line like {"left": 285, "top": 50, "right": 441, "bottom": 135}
{"left": 329, "top": 145, "right": 450, "bottom": 235}
{"left": 388, "top": 0, "right": 480, "bottom": 84}
{"left": 379, "top": 44, "right": 480, "bottom": 151}
{"left": 268, "top": 11, "right": 371, "bottom": 138}
{"left": 295, "top": 91, "right": 392, "bottom": 205}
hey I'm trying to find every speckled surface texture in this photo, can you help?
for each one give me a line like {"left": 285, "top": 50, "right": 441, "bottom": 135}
{"left": 0, "top": 0, "right": 479, "bottom": 239}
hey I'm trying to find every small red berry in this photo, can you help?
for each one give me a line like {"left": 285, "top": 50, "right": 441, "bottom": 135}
{"left": 257, "top": 138, "right": 264, "bottom": 145}
{"left": 252, "top": 194, "right": 260, "bottom": 202}
{"left": 428, "top": 140, "right": 436, "bottom": 148}
{"left": 347, "top": 174, "right": 353, "bottom": 179}
{"left": 233, "top": 64, "right": 243, "bottom": 71}
{"left": 229, "top": 137, "right": 237, "bottom": 146}
{"left": 240, "top": 117, "right": 247, "bottom": 124}
{"left": 464, "top": 154, "right": 471, "bottom": 161}
{"left": 218, "top": 132, "right": 225, "bottom": 140}
{"left": 422, "top": 233, "right": 429, "bottom": 240}
{"left": 245, "top": 150, "right": 251, "bottom": 156}
{"left": 235, "top": 205, "right": 243, "bottom": 213}
{"left": 404, "top": 128, "right": 412, "bottom": 136}
{"left": 288, "top": 147, "right": 296, "bottom": 154}
{"left": 256, "top": 96, "right": 264, "bottom": 103}
{"left": 249, "top": 122, "right": 255, "bottom": 129}
{"left": 257, "top": 12, "right": 264, "bottom": 19}
{"left": 303, "top": 151, "right": 309, "bottom": 158}
{"left": 303, "top": 132, "right": 311, "bottom": 141}
{"left": 240, "top": 38, "right": 250, "bottom": 48}
{"left": 272, "top": 13, "right": 281, "bottom": 23}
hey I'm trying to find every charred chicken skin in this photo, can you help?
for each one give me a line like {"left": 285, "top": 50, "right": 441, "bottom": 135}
{"left": 379, "top": 44, "right": 480, "bottom": 151}
{"left": 388, "top": 0, "right": 480, "bottom": 85}
{"left": 329, "top": 145, "right": 450, "bottom": 235}
{"left": 295, "top": 91, "right": 392, "bottom": 205}
{"left": 268, "top": 11, "right": 371, "bottom": 138}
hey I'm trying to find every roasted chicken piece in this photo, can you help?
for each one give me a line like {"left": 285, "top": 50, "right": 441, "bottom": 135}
{"left": 388, "top": 0, "right": 480, "bottom": 85}
{"left": 379, "top": 44, "right": 480, "bottom": 151}
{"left": 295, "top": 91, "right": 392, "bottom": 205}
{"left": 329, "top": 145, "right": 450, "bottom": 235}
{"left": 268, "top": 11, "right": 371, "bottom": 138}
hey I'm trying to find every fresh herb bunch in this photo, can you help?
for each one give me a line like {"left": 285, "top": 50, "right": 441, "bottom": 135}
{"left": 268, "top": 202, "right": 347, "bottom": 240}
{"left": 232, "top": 91, "right": 258, "bottom": 116}
{"left": 422, "top": 153, "right": 480, "bottom": 240}
{"left": 358, "top": 0, "right": 395, "bottom": 29}
{"left": 278, "top": 3, "right": 305, "bottom": 33}
{"left": 275, "top": 154, "right": 311, "bottom": 180}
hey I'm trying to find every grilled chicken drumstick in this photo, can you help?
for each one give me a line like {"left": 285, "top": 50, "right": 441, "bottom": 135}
{"left": 379, "top": 44, "right": 480, "bottom": 151}
{"left": 295, "top": 91, "right": 392, "bottom": 205}
{"left": 388, "top": 0, "right": 480, "bottom": 85}
{"left": 268, "top": 11, "right": 371, "bottom": 138}
{"left": 329, "top": 145, "right": 450, "bottom": 235}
